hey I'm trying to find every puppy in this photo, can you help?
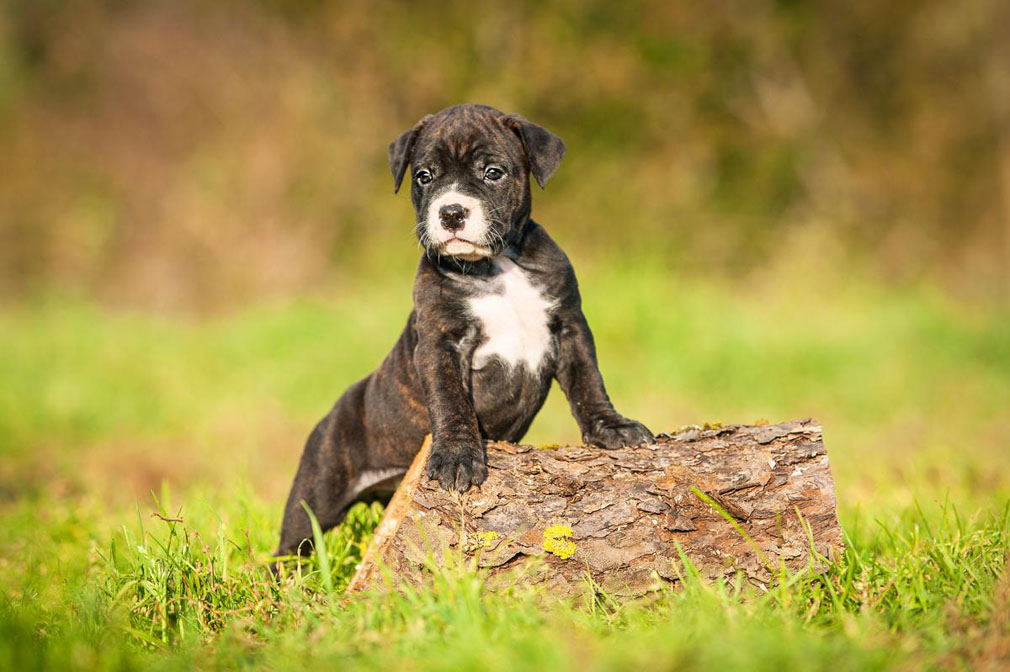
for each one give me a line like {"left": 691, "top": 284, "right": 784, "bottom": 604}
{"left": 276, "top": 104, "right": 652, "bottom": 557}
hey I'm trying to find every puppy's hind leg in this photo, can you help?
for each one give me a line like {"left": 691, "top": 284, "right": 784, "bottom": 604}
{"left": 275, "top": 379, "right": 406, "bottom": 559}
{"left": 275, "top": 417, "right": 350, "bottom": 558}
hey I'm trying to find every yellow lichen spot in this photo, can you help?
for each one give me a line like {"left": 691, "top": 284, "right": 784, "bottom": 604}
{"left": 475, "top": 530, "right": 499, "bottom": 548}
{"left": 702, "top": 421, "right": 724, "bottom": 430}
{"left": 542, "top": 524, "right": 576, "bottom": 560}
{"left": 465, "top": 530, "right": 500, "bottom": 552}
{"left": 539, "top": 443, "right": 561, "bottom": 450}
{"left": 754, "top": 418, "right": 770, "bottom": 426}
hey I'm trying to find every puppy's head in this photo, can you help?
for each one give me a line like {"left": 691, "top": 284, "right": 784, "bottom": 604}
{"left": 388, "top": 104, "right": 565, "bottom": 261}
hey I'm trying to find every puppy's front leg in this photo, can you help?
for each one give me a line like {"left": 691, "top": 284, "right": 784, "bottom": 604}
{"left": 556, "top": 311, "right": 654, "bottom": 448}
{"left": 414, "top": 331, "right": 488, "bottom": 491}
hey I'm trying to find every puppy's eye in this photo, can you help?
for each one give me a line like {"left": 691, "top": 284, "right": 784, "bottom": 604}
{"left": 415, "top": 170, "right": 433, "bottom": 186}
{"left": 484, "top": 166, "right": 505, "bottom": 182}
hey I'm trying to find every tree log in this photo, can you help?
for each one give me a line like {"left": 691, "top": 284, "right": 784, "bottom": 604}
{"left": 348, "top": 419, "right": 842, "bottom": 599}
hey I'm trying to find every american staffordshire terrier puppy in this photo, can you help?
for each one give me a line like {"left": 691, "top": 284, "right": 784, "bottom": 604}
{"left": 276, "top": 104, "right": 652, "bottom": 557}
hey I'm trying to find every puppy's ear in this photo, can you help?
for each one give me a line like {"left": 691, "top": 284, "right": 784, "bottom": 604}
{"left": 388, "top": 115, "right": 432, "bottom": 193}
{"left": 503, "top": 114, "right": 566, "bottom": 188}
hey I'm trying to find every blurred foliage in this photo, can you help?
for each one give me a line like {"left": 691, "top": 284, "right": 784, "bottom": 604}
{"left": 1, "top": 0, "right": 1008, "bottom": 309}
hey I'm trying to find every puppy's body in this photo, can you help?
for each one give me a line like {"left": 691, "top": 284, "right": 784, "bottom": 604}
{"left": 277, "top": 105, "right": 651, "bottom": 557}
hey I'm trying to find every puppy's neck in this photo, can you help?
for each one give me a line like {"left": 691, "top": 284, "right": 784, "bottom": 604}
{"left": 433, "top": 255, "right": 497, "bottom": 276}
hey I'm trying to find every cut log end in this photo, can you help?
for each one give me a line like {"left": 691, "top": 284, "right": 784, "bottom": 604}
{"left": 348, "top": 419, "right": 843, "bottom": 600}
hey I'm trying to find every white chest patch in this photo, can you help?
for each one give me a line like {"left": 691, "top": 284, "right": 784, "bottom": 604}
{"left": 468, "top": 258, "right": 555, "bottom": 372}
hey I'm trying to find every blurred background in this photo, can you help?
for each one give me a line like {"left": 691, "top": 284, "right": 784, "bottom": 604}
{"left": 3, "top": 0, "right": 1010, "bottom": 307}
{"left": 0, "top": 0, "right": 1008, "bottom": 522}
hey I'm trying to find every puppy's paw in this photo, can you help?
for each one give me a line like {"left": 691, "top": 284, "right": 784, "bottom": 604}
{"left": 583, "top": 417, "right": 655, "bottom": 449}
{"left": 426, "top": 439, "right": 488, "bottom": 492}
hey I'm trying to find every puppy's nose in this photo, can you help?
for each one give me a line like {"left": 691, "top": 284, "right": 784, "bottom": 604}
{"left": 439, "top": 203, "right": 469, "bottom": 231}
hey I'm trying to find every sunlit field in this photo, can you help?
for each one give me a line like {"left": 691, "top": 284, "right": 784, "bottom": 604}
{"left": 2, "top": 262, "right": 1008, "bottom": 670}
{"left": 3, "top": 1, "right": 1010, "bottom": 668}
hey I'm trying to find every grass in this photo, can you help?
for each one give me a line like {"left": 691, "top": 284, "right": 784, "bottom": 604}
{"left": 1, "top": 263, "right": 1009, "bottom": 670}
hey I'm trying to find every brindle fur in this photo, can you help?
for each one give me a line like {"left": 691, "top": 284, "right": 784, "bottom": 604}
{"left": 277, "top": 105, "right": 652, "bottom": 557}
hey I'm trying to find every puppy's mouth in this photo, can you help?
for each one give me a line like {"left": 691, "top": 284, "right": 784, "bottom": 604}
{"left": 435, "top": 236, "right": 492, "bottom": 261}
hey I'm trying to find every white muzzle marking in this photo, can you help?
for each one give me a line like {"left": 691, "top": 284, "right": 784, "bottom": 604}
{"left": 424, "top": 184, "right": 491, "bottom": 260}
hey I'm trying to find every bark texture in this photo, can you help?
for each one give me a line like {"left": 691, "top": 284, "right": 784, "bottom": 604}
{"left": 348, "top": 419, "right": 842, "bottom": 599}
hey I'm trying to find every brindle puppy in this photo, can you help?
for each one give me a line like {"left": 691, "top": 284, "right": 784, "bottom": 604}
{"left": 276, "top": 104, "right": 652, "bottom": 558}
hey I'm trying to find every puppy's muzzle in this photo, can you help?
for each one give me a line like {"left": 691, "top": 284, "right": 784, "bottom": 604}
{"left": 423, "top": 187, "right": 492, "bottom": 260}
{"left": 439, "top": 204, "right": 469, "bottom": 232}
